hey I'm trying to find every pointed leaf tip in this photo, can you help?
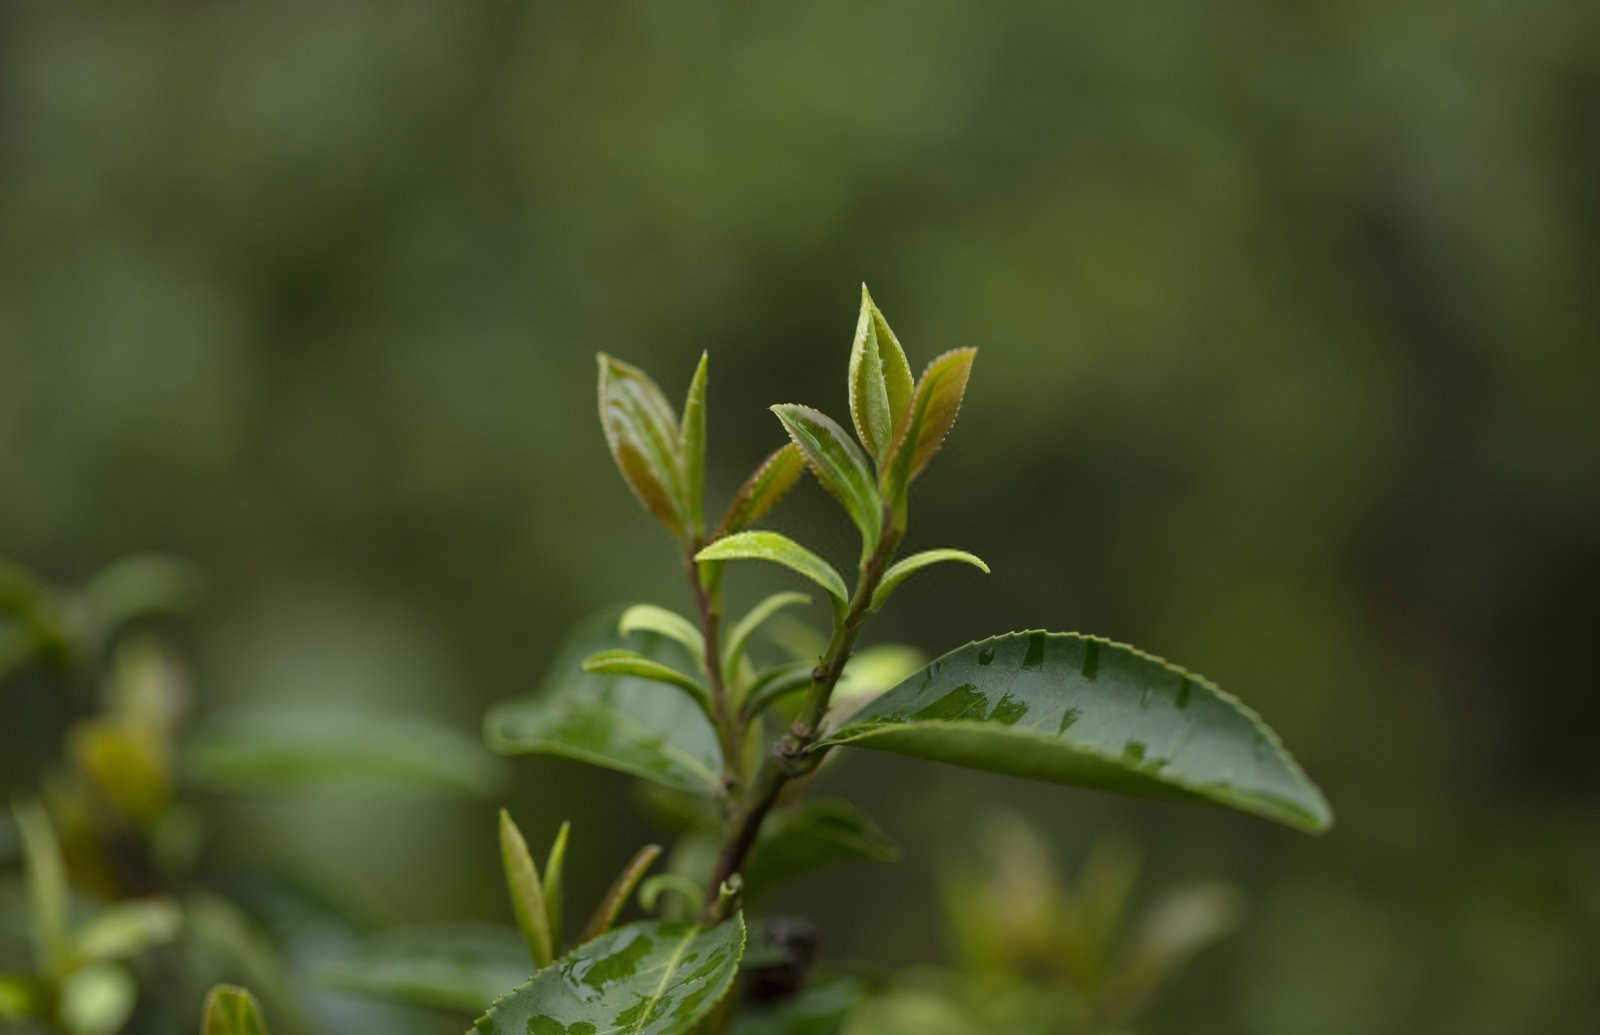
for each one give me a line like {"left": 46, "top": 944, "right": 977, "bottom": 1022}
{"left": 871, "top": 549, "right": 990, "bottom": 611}
{"left": 680, "top": 352, "right": 709, "bottom": 536}
{"left": 695, "top": 531, "right": 849, "bottom": 607}
{"left": 881, "top": 347, "right": 977, "bottom": 514}
{"left": 715, "top": 442, "right": 807, "bottom": 537}
{"left": 499, "top": 809, "right": 553, "bottom": 967}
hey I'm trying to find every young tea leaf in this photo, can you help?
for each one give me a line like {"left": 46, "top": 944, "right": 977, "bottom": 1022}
{"left": 695, "top": 532, "right": 849, "bottom": 609}
{"left": 715, "top": 444, "right": 807, "bottom": 538}
{"left": 881, "top": 347, "right": 977, "bottom": 518}
{"left": 739, "top": 662, "right": 816, "bottom": 720}
{"left": 581, "top": 843, "right": 663, "bottom": 942}
{"left": 869, "top": 549, "right": 990, "bottom": 612}
{"left": 318, "top": 926, "right": 531, "bottom": 1014}
{"left": 581, "top": 649, "right": 712, "bottom": 715}
{"left": 201, "top": 984, "right": 270, "bottom": 1035}
{"left": 770, "top": 404, "right": 883, "bottom": 551}
{"left": 72, "top": 899, "right": 182, "bottom": 964}
{"left": 848, "top": 285, "right": 915, "bottom": 465}
{"left": 722, "top": 591, "right": 811, "bottom": 677}
{"left": 543, "top": 821, "right": 571, "bottom": 950}
{"left": 619, "top": 605, "right": 706, "bottom": 668}
{"left": 473, "top": 916, "right": 745, "bottom": 1035}
{"left": 818, "top": 632, "right": 1332, "bottom": 834}
{"left": 598, "top": 354, "right": 688, "bottom": 539}
{"left": 499, "top": 809, "right": 553, "bottom": 968}
{"left": 680, "top": 351, "right": 709, "bottom": 536}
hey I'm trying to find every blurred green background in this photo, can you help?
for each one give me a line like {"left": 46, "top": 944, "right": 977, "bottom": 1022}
{"left": 3, "top": 2, "right": 1597, "bottom": 1032}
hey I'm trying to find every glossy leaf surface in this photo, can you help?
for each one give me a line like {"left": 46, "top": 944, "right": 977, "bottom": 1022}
{"left": 870, "top": 549, "right": 989, "bottom": 611}
{"left": 485, "top": 612, "right": 723, "bottom": 797}
{"left": 321, "top": 927, "right": 530, "bottom": 1014}
{"left": 819, "top": 632, "right": 1332, "bottom": 834}
{"left": 202, "top": 984, "right": 270, "bottom": 1035}
{"left": 619, "top": 605, "right": 705, "bottom": 667}
{"left": 182, "top": 709, "right": 504, "bottom": 795}
{"left": 580, "top": 650, "right": 710, "bottom": 714}
{"left": 716, "top": 444, "right": 806, "bottom": 538}
{"left": 770, "top": 405, "right": 882, "bottom": 549}
{"left": 598, "top": 354, "right": 686, "bottom": 538}
{"left": 695, "top": 533, "right": 848, "bottom": 607}
{"left": 741, "top": 799, "right": 900, "bottom": 898}
{"left": 472, "top": 915, "right": 744, "bottom": 1035}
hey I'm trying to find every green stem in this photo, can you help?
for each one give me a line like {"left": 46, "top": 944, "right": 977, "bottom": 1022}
{"left": 687, "top": 547, "right": 741, "bottom": 798}
{"left": 700, "top": 511, "right": 902, "bottom": 922}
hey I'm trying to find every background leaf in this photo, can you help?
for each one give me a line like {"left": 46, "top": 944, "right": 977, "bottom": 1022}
{"left": 319, "top": 926, "right": 530, "bottom": 1014}
{"left": 741, "top": 799, "right": 900, "bottom": 899}
{"left": 473, "top": 915, "right": 745, "bottom": 1035}
{"left": 72, "top": 898, "right": 182, "bottom": 964}
{"left": 820, "top": 631, "right": 1331, "bottom": 833}
{"left": 13, "top": 800, "right": 66, "bottom": 973}
{"left": 181, "top": 708, "right": 506, "bottom": 796}
{"left": 484, "top": 610, "right": 724, "bottom": 797}
{"left": 726, "top": 977, "right": 867, "bottom": 1035}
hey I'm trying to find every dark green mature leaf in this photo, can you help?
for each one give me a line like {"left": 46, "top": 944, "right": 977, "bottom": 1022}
{"left": 727, "top": 978, "right": 867, "bottom": 1035}
{"left": 598, "top": 354, "right": 687, "bottom": 539}
{"left": 848, "top": 286, "right": 914, "bottom": 466}
{"left": 202, "top": 984, "right": 270, "bottom": 1035}
{"left": 680, "top": 352, "right": 709, "bottom": 536}
{"left": 770, "top": 405, "right": 882, "bottom": 551}
{"left": 181, "top": 709, "right": 506, "bottom": 796}
{"left": 321, "top": 927, "right": 530, "bottom": 1014}
{"left": 472, "top": 915, "right": 745, "bottom": 1035}
{"left": 696, "top": 533, "right": 848, "bottom": 608}
{"left": 870, "top": 549, "right": 989, "bottom": 612}
{"left": 485, "top": 611, "right": 723, "bottom": 797}
{"left": 819, "top": 632, "right": 1332, "bottom": 834}
{"left": 716, "top": 444, "right": 807, "bottom": 538}
{"left": 742, "top": 799, "right": 900, "bottom": 899}
{"left": 581, "top": 843, "right": 663, "bottom": 942}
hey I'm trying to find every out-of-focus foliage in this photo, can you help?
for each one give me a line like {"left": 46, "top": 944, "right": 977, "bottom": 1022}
{"left": 2, "top": 2, "right": 1597, "bottom": 1033}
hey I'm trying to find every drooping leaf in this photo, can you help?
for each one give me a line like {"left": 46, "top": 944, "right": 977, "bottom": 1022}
{"left": 581, "top": 649, "right": 711, "bottom": 715}
{"left": 581, "top": 843, "right": 663, "bottom": 942}
{"left": 716, "top": 444, "right": 807, "bottom": 538}
{"left": 870, "top": 549, "right": 989, "bottom": 612}
{"left": 722, "top": 592, "right": 811, "bottom": 677}
{"left": 181, "top": 709, "right": 505, "bottom": 796}
{"left": 13, "top": 800, "right": 66, "bottom": 973}
{"left": 619, "top": 605, "right": 706, "bottom": 668}
{"left": 881, "top": 348, "right": 977, "bottom": 516}
{"left": 695, "top": 533, "right": 848, "bottom": 609}
{"left": 473, "top": 915, "right": 745, "bottom": 1035}
{"left": 201, "top": 983, "right": 270, "bottom": 1035}
{"left": 500, "top": 809, "right": 553, "bottom": 967}
{"left": 726, "top": 977, "right": 867, "bottom": 1035}
{"left": 740, "top": 662, "right": 816, "bottom": 720}
{"left": 484, "top": 611, "right": 723, "bottom": 797}
{"left": 819, "top": 632, "right": 1332, "bottom": 834}
{"left": 598, "top": 354, "right": 687, "bottom": 538}
{"left": 680, "top": 352, "right": 709, "bottom": 536}
{"left": 543, "top": 822, "right": 571, "bottom": 950}
{"left": 848, "top": 286, "right": 915, "bottom": 466}
{"left": 741, "top": 799, "right": 900, "bottom": 899}
{"left": 72, "top": 898, "right": 182, "bottom": 964}
{"left": 770, "top": 405, "right": 882, "bottom": 551}
{"left": 320, "top": 926, "right": 531, "bottom": 1014}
